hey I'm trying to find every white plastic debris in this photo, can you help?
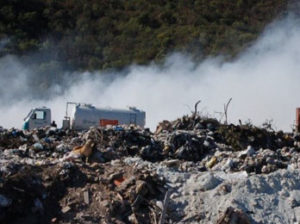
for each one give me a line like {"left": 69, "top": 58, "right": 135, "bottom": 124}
{"left": 238, "top": 145, "right": 256, "bottom": 158}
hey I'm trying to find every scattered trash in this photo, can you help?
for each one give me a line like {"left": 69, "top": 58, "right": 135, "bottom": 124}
{"left": 61, "top": 206, "right": 71, "bottom": 214}
{"left": 113, "top": 176, "right": 125, "bottom": 186}
{"left": 83, "top": 191, "right": 89, "bottom": 204}
{"left": 206, "top": 156, "right": 217, "bottom": 169}
{"left": 0, "top": 113, "right": 299, "bottom": 223}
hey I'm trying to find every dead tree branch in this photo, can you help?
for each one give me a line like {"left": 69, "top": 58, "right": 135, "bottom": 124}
{"left": 193, "top": 100, "right": 201, "bottom": 117}
{"left": 223, "top": 98, "right": 232, "bottom": 125}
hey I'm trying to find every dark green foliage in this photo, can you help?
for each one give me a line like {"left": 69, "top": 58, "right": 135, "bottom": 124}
{"left": 0, "top": 0, "right": 288, "bottom": 71}
{"left": 216, "top": 124, "right": 294, "bottom": 151}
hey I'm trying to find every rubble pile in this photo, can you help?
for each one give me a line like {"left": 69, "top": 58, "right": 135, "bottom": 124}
{"left": 155, "top": 116, "right": 300, "bottom": 174}
{"left": 0, "top": 159, "right": 165, "bottom": 224}
{"left": 0, "top": 114, "right": 300, "bottom": 223}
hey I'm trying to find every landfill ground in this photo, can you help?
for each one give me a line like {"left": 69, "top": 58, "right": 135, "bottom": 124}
{"left": 0, "top": 115, "right": 300, "bottom": 224}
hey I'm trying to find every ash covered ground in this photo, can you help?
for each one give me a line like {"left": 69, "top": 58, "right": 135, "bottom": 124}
{"left": 0, "top": 114, "right": 300, "bottom": 224}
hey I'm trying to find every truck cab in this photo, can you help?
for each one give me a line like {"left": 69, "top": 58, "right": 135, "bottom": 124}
{"left": 23, "top": 107, "right": 51, "bottom": 130}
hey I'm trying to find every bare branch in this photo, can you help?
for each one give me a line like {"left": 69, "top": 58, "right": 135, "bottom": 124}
{"left": 193, "top": 100, "right": 201, "bottom": 117}
{"left": 224, "top": 98, "right": 232, "bottom": 125}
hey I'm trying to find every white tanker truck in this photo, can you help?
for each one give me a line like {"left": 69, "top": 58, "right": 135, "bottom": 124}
{"left": 23, "top": 102, "right": 146, "bottom": 130}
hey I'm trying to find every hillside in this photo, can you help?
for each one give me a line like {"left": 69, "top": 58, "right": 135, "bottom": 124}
{"left": 0, "top": 0, "right": 287, "bottom": 71}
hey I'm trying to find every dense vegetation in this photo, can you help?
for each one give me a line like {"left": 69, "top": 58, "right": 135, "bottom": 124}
{"left": 0, "top": 0, "right": 287, "bottom": 71}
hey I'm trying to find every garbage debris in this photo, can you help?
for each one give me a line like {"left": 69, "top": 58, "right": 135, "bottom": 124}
{"left": 0, "top": 113, "right": 299, "bottom": 223}
{"left": 0, "top": 160, "right": 165, "bottom": 224}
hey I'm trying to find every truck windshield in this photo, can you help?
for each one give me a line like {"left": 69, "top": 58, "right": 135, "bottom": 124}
{"left": 24, "top": 110, "right": 33, "bottom": 121}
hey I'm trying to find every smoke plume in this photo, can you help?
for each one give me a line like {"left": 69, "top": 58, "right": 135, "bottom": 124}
{"left": 1, "top": 15, "right": 300, "bottom": 131}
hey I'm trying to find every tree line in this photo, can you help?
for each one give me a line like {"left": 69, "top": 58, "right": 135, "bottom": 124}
{"left": 0, "top": 0, "right": 287, "bottom": 72}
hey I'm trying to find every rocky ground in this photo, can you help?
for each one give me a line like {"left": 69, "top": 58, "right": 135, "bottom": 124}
{"left": 0, "top": 115, "right": 300, "bottom": 224}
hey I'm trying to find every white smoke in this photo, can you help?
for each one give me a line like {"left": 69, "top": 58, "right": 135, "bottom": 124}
{"left": 1, "top": 15, "right": 300, "bottom": 131}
